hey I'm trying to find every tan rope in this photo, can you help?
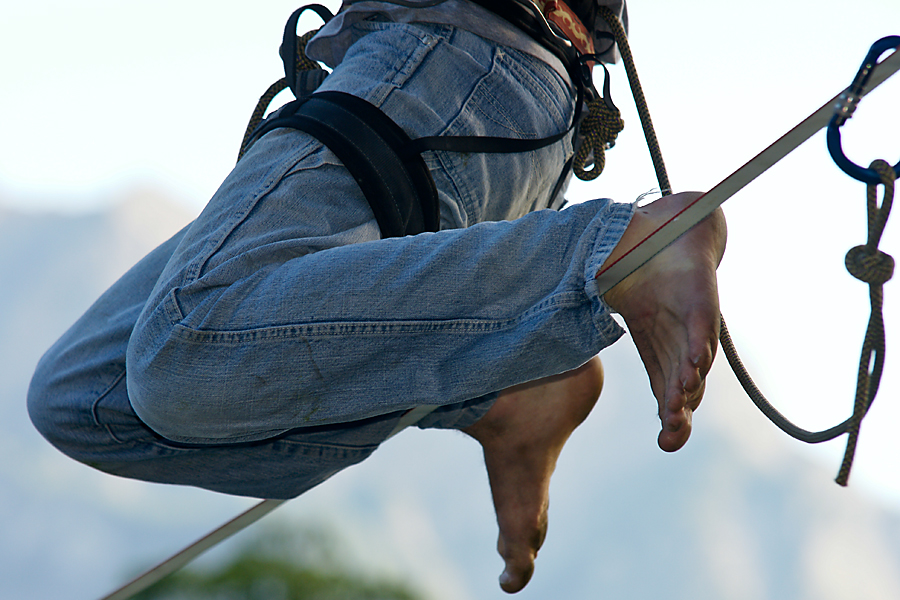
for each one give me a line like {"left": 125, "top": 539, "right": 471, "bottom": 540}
{"left": 238, "top": 78, "right": 289, "bottom": 161}
{"left": 573, "top": 94, "right": 625, "bottom": 181}
{"left": 293, "top": 28, "right": 322, "bottom": 71}
{"left": 596, "top": 6, "right": 671, "bottom": 195}
{"left": 238, "top": 29, "right": 321, "bottom": 161}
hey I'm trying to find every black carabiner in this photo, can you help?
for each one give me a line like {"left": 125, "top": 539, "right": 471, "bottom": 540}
{"left": 826, "top": 35, "right": 900, "bottom": 185}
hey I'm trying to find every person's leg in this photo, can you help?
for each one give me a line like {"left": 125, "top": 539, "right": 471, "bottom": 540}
{"left": 27, "top": 226, "right": 412, "bottom": 499}
{"left": 28, "top": 227, "right": 189, "bottom": 476}
{"left": 29, "top": 22, "right": 624, "bottom": 499}
{"left": 463, "top": 192, "right": 727, "bottom": 593}
{"left": 128, "top": 197, "right": 632, "bottom": 442}
{"left": 125, "top": 22, "right": 633, "bottom": 446}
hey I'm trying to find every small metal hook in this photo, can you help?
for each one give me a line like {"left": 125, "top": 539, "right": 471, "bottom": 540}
{"left": 827, "top": 36, "right": 900, "bottom": 185}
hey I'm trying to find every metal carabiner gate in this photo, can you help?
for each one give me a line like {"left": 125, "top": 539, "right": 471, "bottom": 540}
{"left": 827, "top": 35, "right": 900, "bottom": 184}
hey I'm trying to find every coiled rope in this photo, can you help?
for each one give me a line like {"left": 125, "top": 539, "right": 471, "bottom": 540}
{"left": 596, "top": 6, "right": 895, "bottom": 485}
{"left": 572, "top": 83, "right": 625, "bottom": 181}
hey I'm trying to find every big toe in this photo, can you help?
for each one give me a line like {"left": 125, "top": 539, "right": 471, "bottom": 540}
{"left": 657, "top": 404, "right": 693, "bottom": 452}
{"left": 498, "top": 536, "right": 537, "bottom": 593}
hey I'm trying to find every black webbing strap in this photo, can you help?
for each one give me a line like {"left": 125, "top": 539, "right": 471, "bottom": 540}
{"left": 247, "top": 91, "right": 440, "bottom": 238}
{"left": 408, "top": 128, "right": 572, "bottom": 155}
{"left": 280, "top": 4, "right": 334, "bottom": 97}
{"left": 245, "top": 86, "right": 583, "bottom": 238}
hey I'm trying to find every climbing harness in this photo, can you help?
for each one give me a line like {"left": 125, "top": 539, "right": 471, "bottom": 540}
{"left": 237, "top": 1, "right": 626, "bottom": 237}
{"left": 98, "top": 4, "right": 899, "bottom": 599}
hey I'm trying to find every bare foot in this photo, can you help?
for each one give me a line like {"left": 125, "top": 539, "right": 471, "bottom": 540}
{"left": 463, "top": 357, "right": 604, "bottom": 593}
{"left": 602, "top": 192, "right": 726, "bottom": 452}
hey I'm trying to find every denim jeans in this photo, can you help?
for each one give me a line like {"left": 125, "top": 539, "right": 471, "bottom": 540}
{"left": 28, "top": 22, "right": 634, "bottom": 499}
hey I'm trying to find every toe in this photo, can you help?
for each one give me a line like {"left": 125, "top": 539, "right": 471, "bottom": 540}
{"left": 657, "top": 362, "right": 706, "bottom": 452}
{"left": 495, "top": 505, "right": 547, "bottom": 593}
{"left": 498, "top": 535, "right": 537, "bottom": 593}
{"left": 657, "top": 405, "right": 693, "bottom": 452}
{"left": 499, "top": 560, "right": 534, "bottom": 593}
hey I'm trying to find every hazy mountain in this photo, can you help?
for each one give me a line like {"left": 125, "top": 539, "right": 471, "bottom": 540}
{"left": 2, "top": 190, "right": 899, "bottom": 600}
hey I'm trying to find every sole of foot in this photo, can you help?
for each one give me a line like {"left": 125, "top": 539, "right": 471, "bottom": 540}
{"left": 603, "top": 192, "right": 726, "bottom": 452}
{"left": 464, "top": 357, "right": 604, "bottom": 593}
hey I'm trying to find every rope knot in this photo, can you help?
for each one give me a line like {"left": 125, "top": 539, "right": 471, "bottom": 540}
{"left": 845, "top": 245, "right": 895, "bottom": 285}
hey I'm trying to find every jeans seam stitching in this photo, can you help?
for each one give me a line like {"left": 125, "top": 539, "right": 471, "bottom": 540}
{"left": 167, "top": 291, "right": 586, "bottom": 342}
{"left": 90, "top": 368, "right": 128, "bottom": 443}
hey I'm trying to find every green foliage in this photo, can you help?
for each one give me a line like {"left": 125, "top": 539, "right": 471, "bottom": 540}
{"left": 131, "top": 524, "right": 425, "bottom": 600}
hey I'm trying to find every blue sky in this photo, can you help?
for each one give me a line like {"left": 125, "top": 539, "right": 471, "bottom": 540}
{"left": 2, "top": 0, "right": 899, "bottom": 510}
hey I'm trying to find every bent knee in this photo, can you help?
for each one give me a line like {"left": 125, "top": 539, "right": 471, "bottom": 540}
{"left": 126, "top": 310, "right": 309, "bottom": 444}
{"left": 27, "top": 346, "right": 128, "bottom": 466}
{"left": 125, "top": 340, "right": 246, "bottom": 444}
{"left": 125, "top": 301, "right": 200, "bottom": 442}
